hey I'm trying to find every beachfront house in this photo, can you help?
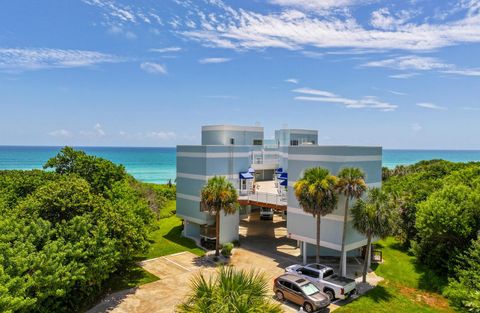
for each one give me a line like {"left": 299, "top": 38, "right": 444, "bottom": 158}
{"left": 176, "top": 125, "right": 382, "bottom": 262}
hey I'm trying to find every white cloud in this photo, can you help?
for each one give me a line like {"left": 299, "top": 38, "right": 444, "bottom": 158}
{"left": 416, "top": 102, "right": 447, "bottom": 110}
{"left": 364, "top": 55, "right": 480, "bottom": 77}
{"left": 441, "top": 68, "right": 480, "bottom": 76}
{"left": 269, "top": 0, "right": 364, "bottom": 12}
{"left": 370, "top": 7, "right": 419, "bottom": 30}
{"left": 300, "top": 51, "right": 324, "bottom": 59}
{"left": 119, "top": 130, "right": 177, "bottom": 141}
{"left": 179, "top": 2, "right": 480, "bottom": 52}
{"left": 145, "top": 131, "right": 177, "bottom": 140}
{"left": 140, "top": 62, "right": 167, "bottom": 74}
{"left": 411, "top": 123, "right": 423, "bottom": 132}
{"left": 0, "top": 48, "right": 122, "bottom": 72}
{"left": 389, "top": 73, "right": 419, "bottom": 79}
{"left": 388, "top": 90, "right": 407, "bottom": 96}
{"left": 124, "top": 31, "right": 137, "bottom": 39}
{"left": 285, "top": 78, "right": 299, "bottom": 84}
{"left": 363, "top": 56, "right": 451, "bottom": 71}
{"left": 293, "top": 87, "right": 337, "bottom": 98}
{"left": 83, "top": 0, "right": 480, "bottom": 53}
{"left": 94, "top": 123, "right": 106, "bottom": 136}
{"left": 80, "top": 123, "right": 107, "bottom": 138}
{"left": 462, "top": 106, "right": 480, "bottom": 111}
{"left": 198, "top": 57, "right": 231, "bottom": 64}
{"left": 294, "top": 88, "right": 398, "bottom": 111}
{"left": 150, "top": 47, "right": 182, "bottom": 53}
{"left": 48, "top": 129, "right": 72, "bottom": 138}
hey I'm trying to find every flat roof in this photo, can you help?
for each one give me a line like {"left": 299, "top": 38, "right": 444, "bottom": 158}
{"left": 276, "top": 129, "right": 318, "bottom": 134}
{"left": 202, "top": 125, "right": 264, "bottom": 132}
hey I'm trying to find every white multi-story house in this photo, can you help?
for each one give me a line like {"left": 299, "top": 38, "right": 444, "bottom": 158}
{"left": 176, "top": 125, "right": 382, "bottom": 263}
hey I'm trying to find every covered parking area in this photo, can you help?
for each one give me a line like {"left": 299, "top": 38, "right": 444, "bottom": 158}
{"left": 238, "top": 207, "right": 301, "bottom": 261}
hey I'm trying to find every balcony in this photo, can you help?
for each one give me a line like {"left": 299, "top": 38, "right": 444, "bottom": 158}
{"left": 237, "top": 181, "right": 287, "bottom": 210}
{"left": 250, "top": 151, "right": 279, "bottom": 165}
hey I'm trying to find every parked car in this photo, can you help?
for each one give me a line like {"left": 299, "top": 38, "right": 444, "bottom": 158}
{"left": 273, "top": 273, "right": 330, "bottom": 312}
{"left": 259, "top": 207, "right": 274, "bottom": 220}
{"left": 285, "top": 263, "right": 357, "bottom": 300}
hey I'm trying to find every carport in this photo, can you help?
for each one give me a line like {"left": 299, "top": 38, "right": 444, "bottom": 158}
{"left": 239, "top": 209, "right": 301, "bottom": 260}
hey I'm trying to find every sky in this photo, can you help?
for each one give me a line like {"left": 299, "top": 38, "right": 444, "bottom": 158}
{"left": 0, "top": 0, "right": 479, "bottom": 149}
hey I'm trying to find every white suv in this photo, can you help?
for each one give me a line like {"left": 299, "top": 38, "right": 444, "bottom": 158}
{"left": 259, "top": 207, "right": 274, "bottom": 220}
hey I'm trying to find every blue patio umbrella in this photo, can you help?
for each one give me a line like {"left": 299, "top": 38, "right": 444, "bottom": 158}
{"left": 279, "top": 179, "right": 288, "bottom": 187}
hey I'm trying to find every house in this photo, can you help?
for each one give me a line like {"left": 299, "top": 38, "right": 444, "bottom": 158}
{"left": 176, "top": 124, "right": 382, "bottom": 263}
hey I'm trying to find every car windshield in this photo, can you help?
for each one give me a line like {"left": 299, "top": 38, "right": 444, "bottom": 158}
{"left": 301, "top": 283, "right": 319, "bottom": 296}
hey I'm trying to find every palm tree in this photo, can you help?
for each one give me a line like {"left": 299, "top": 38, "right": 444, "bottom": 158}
{"left": 336, "top": 167, "right": 367, "bottom": 276}
{"left": 177, "top": 267, "right": 283, "bottom": 313}
{"left": 200, "top": 176, "right": 238, "bottom": 256}
{"left": 351, "top": 187, "right": 392, "bottom": 283}
{"left": 294, "top": 167, "right": 338, "bottom": 263}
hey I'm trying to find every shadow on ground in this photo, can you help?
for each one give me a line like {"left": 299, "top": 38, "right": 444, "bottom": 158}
{"left": 163, "top": 225, "right": 199, "bottom": 249}
{"left": 86, "top": 287, "right": 138, "bottom": 313}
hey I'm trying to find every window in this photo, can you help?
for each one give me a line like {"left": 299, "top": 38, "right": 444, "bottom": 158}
{"left": 253, "top": 139, "right": 263, "bottom": 146}
{"left": 279, "top": 280, "right": 292, "bottom": 289}
{"left": 300, "top": 268, "right": 318, "bottom": 279}
{"left": 323, "top": 269, "right": 334, "bottom": 279}
{"left": 301, "top": 283, "right": 320, "bottom": 296}
{"left": 292, "top": 284, "right": 302, "bottom": 293}
{"left": 290, "top": 139, "right": 299, "bottom": 146}
{"left": 230, "top": 138, "right": 235, "bottom": 145}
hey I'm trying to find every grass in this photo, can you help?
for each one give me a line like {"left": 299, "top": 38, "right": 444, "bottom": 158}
{"left": 100, "top": 264, "right": 159, "bottom": 293}
{"left": 97, "top": 200, "right": 203, "bottom": 300}
{"left": 140, "top": 200, "right": 205, "bottom": 259}
{"left": 159, "top": 199, "right": 177, "bottom": 218}
{"left": 336, "top": 237, "right": 453, "bottom": 313}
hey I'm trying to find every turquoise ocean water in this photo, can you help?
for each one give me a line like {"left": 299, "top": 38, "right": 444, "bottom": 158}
{"left": 1, "top": 146, "right": 479, "bottom": 184}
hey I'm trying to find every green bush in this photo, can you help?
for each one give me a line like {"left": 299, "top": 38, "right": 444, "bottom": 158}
{"left": 0, "top": 148, "right": 155, "bottom": 313}
{"left": 444, "top": 235, "right": 480, "bottom": 312}
{"left": 221, "top": 243, "right": 234, "bottom": 258}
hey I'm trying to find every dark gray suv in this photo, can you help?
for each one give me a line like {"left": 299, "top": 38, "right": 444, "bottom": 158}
{"left": 273, "top": 273, "right": 330, "bottom": 312}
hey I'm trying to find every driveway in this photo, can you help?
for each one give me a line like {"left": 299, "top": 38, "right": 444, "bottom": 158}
{"left": 88, "top": 212, "right": 382, "bottom": 313}
{"left": 87, "top": 252, "right": 217, "bottom": 313}
{"left": 87, "top": 249, "right": 302, "bottom": 313}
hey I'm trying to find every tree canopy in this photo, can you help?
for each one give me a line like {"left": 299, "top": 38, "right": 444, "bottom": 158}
{"left": 0, "top": 147, "right": 155, "bottom": 313}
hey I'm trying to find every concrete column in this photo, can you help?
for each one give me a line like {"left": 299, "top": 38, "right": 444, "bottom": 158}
{"left": 183, "top": 220, "right": 188, "bottom": 237}
{"left": 341, "top": 250, "right": 347, "bottom": 277}
{"left": 302, "top": 241, "right": 307, "bottom": 265}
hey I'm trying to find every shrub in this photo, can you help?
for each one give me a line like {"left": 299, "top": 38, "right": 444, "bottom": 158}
{"left": 221, "top": 243, "right": 234, "bottom": 258}
{"left": 444, "top": 235, "right": 480, "bottom": 312}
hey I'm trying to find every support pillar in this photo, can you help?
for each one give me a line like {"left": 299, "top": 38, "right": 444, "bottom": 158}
{"left": 302, "top": 241, "right": 307, "bottom": 265}
{"left": 341, "top": 250, "right": 347, "bottom": 277}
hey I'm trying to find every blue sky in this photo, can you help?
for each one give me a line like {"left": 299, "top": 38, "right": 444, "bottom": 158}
{"left": 0, "top": 0, "right": 479, "bottom": 149}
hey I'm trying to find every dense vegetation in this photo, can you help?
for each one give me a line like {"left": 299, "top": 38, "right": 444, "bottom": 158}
{"left": 383, "top": 160, "right": 480, "bottom": 312}
{"left": 0, "top": 147, "right": 167, "bottom": 313}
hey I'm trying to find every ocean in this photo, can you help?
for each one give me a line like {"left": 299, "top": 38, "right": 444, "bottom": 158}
{"left": 1, "top": 146, "right": 480, "bottom": 184}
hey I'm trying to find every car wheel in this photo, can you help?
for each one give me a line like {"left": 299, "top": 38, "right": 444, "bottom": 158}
{"left": 275, "top": 291, "right": 284, "bottom": 301}
{"left": 303, "top": 302, "right": 314, "bottom": 313}
{"left": 325, "top": 289, "right": 335, "bottom": 301}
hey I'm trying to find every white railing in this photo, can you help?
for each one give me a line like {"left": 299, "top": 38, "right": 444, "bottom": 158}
{"left": 250, "top": 151, "right": 279, "bottom": 165}
{"left": 237, "top": 190, "right": 287, "bottom": 206}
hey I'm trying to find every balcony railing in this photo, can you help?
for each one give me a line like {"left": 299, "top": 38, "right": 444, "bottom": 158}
{"left": 250, "top": 151, "right": 279, "bottom": 165}
{"left": 237, "top": 190, "right": 287, "bottom": 206}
